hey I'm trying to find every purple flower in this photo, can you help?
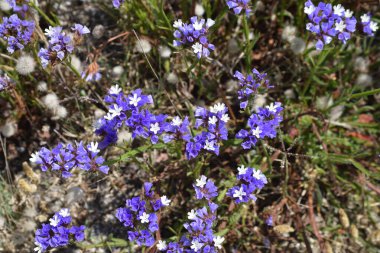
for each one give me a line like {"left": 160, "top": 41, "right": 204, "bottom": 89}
{"left": 113, "top": 0, "right": 124, "bottom": 8}
{"left": 34, "top": 209, "right": 85, "bottom": 253}
{"left": 30, "top": 141, "right": 109, "bottom": 177}
{"left": 0, "top": 74, "right": 13, "bottom": 92}
{"left": 236, "top": 102, "right": 283, "bottom": 149}
{"left": 72, "top": 24, "right": 90, "bottom": 36}
{"left": 173, "top": 17, "right": 215, "bottom": 58}
{"left": 234, "top": 69, "right": 272, "bottom": 109}
{"left": 305, "top": 1, "right": 357, "bottom": 50}
{"left": 6, "top": 0, "right": 29, "bottom": 15}
{"left": 226, "top": 0, "right": 251, "bottom": 16}
{"left": 361, "top": 13, "right": 378, "bottom": 36}
{"left": 227, "top": 165, "right": 268, "bottom": 203}
{"left": 116, "top": 182, "right": 169, "bottom": 248}
{"left": 266, "top": 216, "right": 273, "bottom": 226}
{"left": 0, "top": 14, "right": 35, "bottom": 54}
{"left": 193, "top": 175, "right": 218, "bottom": 200}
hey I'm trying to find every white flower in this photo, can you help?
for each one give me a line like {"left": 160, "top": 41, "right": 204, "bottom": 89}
{"left": 370, "top": 21, "right": 378, "bottom": 32}
{"left": 195, "top": 3, "right": 205, "bottom": 16}
{"left": 188, "top": 209, "right": 197, "bottom": 220}
{"left": 30, "top": 152, "right": 41, "bottom": 163}
{"left": 252, "top": 126, "right": 262, "bottom": 138}
{"left": 213, "top": 236, "right": 225, "bottom": 249}
{"left": 233, "top": 186, "right": 247, "bottom": 201}
{"left": 192, "top": 42, "right": 203, "bottom": 55}
{"left": 109, "top": 84, "right": 122, "bottom": 95}
{"left": 221, "top": 113, "right": 230, "bottom": 123}
{"left": 44, "top": 26, "right": 56, "bottom": 37}
{"left": 172, "top": 116, "right": 182, "bottom": 126}
{"left": 34, "top": 241, "right": 43, "bottom": 253}
{"left": 195, "top": 175, "right": 207, "bottom": 188}
{"left": 88, "top": 142, "right": 100, "bottom": 153}
{"left": 173, "top": 19, "right": 183, "bottom": 28}
{"left": 193, "top": 20, "right": 204, "bottom": 30}
{"left": 160, "top": 195, "right": 171, "bottom": 206}
{"left": 304, "top": 5, "right": 315, "bottom": 15}
{"left": 104, "top": 112, "right": 114, "bottom": 120}
{"left": 252, "top": 169, "right": 263, "bottom": 180}
{"left": 333, "top": 4, "right": 345, "bottom": 16}
{"left": 344, "top": 9, "right": 353, "bottom": 18}
{"left": 204, "top": 140, "right": 215, "bottom": 151}
{"left": 59, "top": 208, "right": 70, "bottom": 217}
{"left": 157, "top": 240, "right": 167, "bottom": 251}
{"left": 210, "top": 103, "right": 226, "bottom": 113}
{"left": 324, "top": 35, "right": 333, "bottom": 44}
{"left": 335, "top": 20, "right": 346, "bottom": 33}
{"left": 16, "top": 55, "right": 36, "bottom": 75}
{"left": 208, "top": 116, "right": 218, "bottom": 125}
{"left": 361, "top": 14, "right": 370, "bottom": 23}
{"left": 150, "top": 123, "right": 160, "bottom": 134}
{"left": 109, "top": 105, "right": 123, "bottom": 118}
{"left": 139, "top": 212, "right": 150, "bottom": 223}
{"left": 49, "top": 215, "right": 60, "bottom": 227}
{"left": 238, "top": 165, "right": 247, "bottom": 175}
{"left": 129, "top": 93, "right": 141, "bottom": 107}
{"left": 206, "top": 18, "right": 215, "bottom": 28}
{"left": 267, "top": 102, "right": 280, "bottom": 113}
{"left": 191, "top": 240, "right": 204, "bottom": 252}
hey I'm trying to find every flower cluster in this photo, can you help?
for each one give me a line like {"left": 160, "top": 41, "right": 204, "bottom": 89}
{"left": 0, "top": 74, "right": 13, "bottom": 91}
{"left": 34, "top": 208, "right": 85, "bottom": 253}
{"left": 186, "top": 103, "right": 230, "bottom": 159}
{"left": 236, "top": 102, "right": 283, "bottom": 149}
{"left": 173, "top": 17, "right": 215, "bottom": 58}
{"left": 157, "top": 176, "right": 224, "bottom": 252}
{"left": 6, "top": 0, "right": 29, "bottom": 15}
{"left": 30, "top": 141, "right": 109, "bottom": 178}
{"left": 38, "top": 24, "right": 89, "bottom": 68}
{"left": 116, "top": 182, "right": 170, "bottom": 247}
{"left": 0, "top": 14, "right": 35, "bottom": 54}
{"left": 226, "top": 0, "right": 252, "bottom": 16}
{"left": 227, "top": 165, "right": 267, "bottom": 203}
{"left": 304, "top": 1, "right": 357, "bottom": 50}
{"left": 96, "top": 86, "right": 230, "bottom": 159}
{"left": 234, "top": 68, "right": 272, "bottom": 109}
{"left": 361, "top": 13, "right": 379, "bottom": 37}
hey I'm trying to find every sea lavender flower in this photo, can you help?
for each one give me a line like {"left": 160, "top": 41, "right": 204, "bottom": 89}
{"left": 112, "top": 0, "right": 124, "bottom": 8}
{"left": 0, "top": 14, "right": 35, "bottom": 54}
{"left": 227, "top": 165, "right": 268, "bottom": 203}
{"left": 163, "top": 116, "right": 191, "bottom": 143}
{"left": 116, "top": 182, "right": 170, "bottom": 247}
{"left": 193, "top": 175, "right": 218, "bottom": 201}
{"left": 29, "top": 141, "right": 109, "bottom": 178}
{"left": 266, "top": 216, "right": 273, "bottom": 226}
{"left": 226, "top": 0, "right": 252, "bottom": 16}
{"left": 234, "top": 68, "right": 272, "bottom": 109}
{"left": 0, "top": 74, "right": 13, "bottom": 91}
{"left": 304, "top": 1, "right": 357, "bottom": 50}
{"left": 38, "top": 25, "right": 88, "bottom": 68}
{"left": 34, "top": 208, "right": 85, "bottom": 253}
{"left": 5, "top": 0, "right": 29, "bottom": 15}
{"left": 361, "top": 13, "right": 379, "bottom": 36}
{"left": 236, "top": 102, "right": 283, "bottom": 149}
{"left": 173, "top": 16, "right": 215, "bottom": 58}
{"left": 185, "top": 103, "right": 230, "bottom": 159}
{"left": 81, "top": 62, "right": 102, "bottom": 82}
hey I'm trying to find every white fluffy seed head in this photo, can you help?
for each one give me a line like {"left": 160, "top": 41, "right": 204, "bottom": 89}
{"left": 356, "top": 73, "right": 373, "bottom": 88}
{"left": 37, "top": 81, "right": 48, "bottom": 92}
{"left": 284, "top": 89, "right": 295, "bottom": 99}
{"left": 282, "top": 25, "right": 297, "bottom": 42}
{"left": 166, "top": 72, "right": 179, "bottom": 84}
{"left": 195, "top": 3, "right": 205, "bottom": 16}
{"left": 290, "top": 37, "right": 306, "bottom": 54}
{"left": 42, "top": 93, "right": 60, "bottom": 110}
{"left": 117, "top": 130, "right": 132, "bottom": 144}
{"left": 0, "top": 0, "right": 11, "bottom": 11}
{"left": 92, "top": 24, "right": 105, "bottom": 39}
{"left": 354, "top": 57, "right": 369, "bottom": 73}
{"left": 16, "top": 55, "right": 36, "bottom": 75}
{"left": 0, "top": 122, "right": 17, "bottom": 138}
{"left": 134, "top": 39, "right": 152, "bottom": 53}
{"left": 70, "top": 55, "right": 82, "bottom": 73}
{"left": 158, "top": 46, "right": 171, "bottom": 58}
{"left": 330, "top": 105, "right": 344, "bottom": 121}
{"left": 52, "top": 105, "right": 68, "bottom": 119}
{"left": 316, "top": 96, "right": 333, "bottom": 110}
{"left": 112, "top": 66, "right": 124, "bottom": 78}
{"left": 253, "top": 94, "right": 267, "bottom": 112}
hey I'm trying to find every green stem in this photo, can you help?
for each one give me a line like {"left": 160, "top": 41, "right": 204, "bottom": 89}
{"left": 350, "top": 88, "right": 380, "bottom": 99}
{"left": 242, "top": 15, "right": 251, "bottom": 71}
{"left": 29, "top": 2, "right": 57, "bottom": 26}
{"left": 64, "top": 60, "right": 82, "bottom": 79}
